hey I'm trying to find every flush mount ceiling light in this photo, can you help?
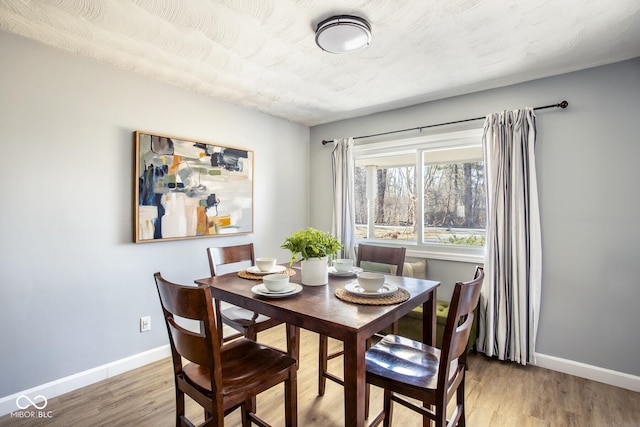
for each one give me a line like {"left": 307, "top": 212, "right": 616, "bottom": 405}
{"left": 315, "top": 15, "right": 371, "bottom": 54}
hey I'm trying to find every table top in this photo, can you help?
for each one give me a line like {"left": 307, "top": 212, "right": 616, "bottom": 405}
{"left": 195, "top": 268, "right": 439, "bottom": 341}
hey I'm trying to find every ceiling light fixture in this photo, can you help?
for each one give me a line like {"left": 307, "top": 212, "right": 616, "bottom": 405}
{"left": 315, "top": 15, "right": 371, "bottom": 54}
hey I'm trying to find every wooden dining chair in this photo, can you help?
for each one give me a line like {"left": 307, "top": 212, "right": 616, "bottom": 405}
{"left": 207, "top": 244, "right": 284, "bottom": 344}
{"left": 318, "top": 244, "right": 407, "bottom": 397}
{"left": 154, "top": 272, "right": 298, "bottom": 427}
{"left": 365, "top": 267, "right": 484, "bottom": 427}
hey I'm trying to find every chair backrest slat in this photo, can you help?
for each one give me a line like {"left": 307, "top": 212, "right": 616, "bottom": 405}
{"left": 207, "top": 243, "right": 255, "bottom": 276}
{"left": 356, "top": 244, "right": 406, "bottom": 276}
{"left": 447, "top": 313, "right": 475, "bottom": 361}
{"left": 167, "top": 319, "right": 212, "bottom": 367}
{"left": 156, "top": 274, "right": 210, "bottom": 320}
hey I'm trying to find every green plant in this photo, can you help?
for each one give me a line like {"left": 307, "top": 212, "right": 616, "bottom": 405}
{"left": 281, "top": 228, "right": 343, "bottom": 265}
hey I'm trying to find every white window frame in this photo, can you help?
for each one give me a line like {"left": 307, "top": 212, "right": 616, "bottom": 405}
{"left": 353, "top": 128, "right": 485, "bottom": 263}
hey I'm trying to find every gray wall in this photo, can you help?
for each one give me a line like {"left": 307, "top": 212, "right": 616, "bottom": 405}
{"left": 1, "top": 25, "right": 638, "bottom": 400}
{"left": 310, "top": 58, "right": 640, "bottom": 376}
{"left": 0, "top": 31, "right": 310, "bottom": 397}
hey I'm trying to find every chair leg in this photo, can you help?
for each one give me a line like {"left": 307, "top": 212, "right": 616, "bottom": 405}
{"left": 391, "top": 321, "right": 399, "bottom": 335}
{"left": 432, "top": 398, "right": 447, "bottom": 427}
{"left": 318, "top": 334, "right": 329, "bottom": 395}
{"left": 175, "top": 389, "right": 185, "bottom": 427}
{"left": 383, "top": 389, "right": 393, "bottom": 427}
{"left": 365, "top": 383, "right": 370, "bottom": 419}
{"left": 246, "top": 393, "right": 257, "bottom": 424}
{"left": 203, "top": 409, "right": 212, "bottom": 422}
{"left": 241, "top": 398, "right": 253, "bottom": 427}
{"left": 245, "top": 328, "right": 257, "bottom": 341}
{"left": 201, "top": 413, "right": 217, "bottom": 427}
{"left": 284, "top": 372, "right": 298, "bottom": 427}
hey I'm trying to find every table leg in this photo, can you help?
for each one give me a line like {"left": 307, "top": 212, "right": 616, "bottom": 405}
{"left": 422, "top": 289, "right": 437, "bottom": 346}
{"left": 286, "top": 324, "right": 300, "bottom": 365}
{"left": 343, "top": 334, "right": 367, "bottom": 427}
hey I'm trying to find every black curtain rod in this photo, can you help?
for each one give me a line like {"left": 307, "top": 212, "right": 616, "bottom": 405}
{"left": 321, "top": 100, "right": 569, "bottom": 145}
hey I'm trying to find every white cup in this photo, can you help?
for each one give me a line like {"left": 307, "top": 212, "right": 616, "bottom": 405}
{"left": 255, "top": 257, "right": 277, "bottom": 272}
{"left": 262, "top": 274, "right": 290, "bottom": 292}
{"left": 357, "top": 272, "right": 385, "bottom": 292}
{"left": 333, "top": 258, "right": 353, "bottom": 272}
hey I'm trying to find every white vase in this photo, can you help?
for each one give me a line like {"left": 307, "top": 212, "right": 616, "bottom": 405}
{"left": 301, "top": 257, "right": 329, "bottom": 286}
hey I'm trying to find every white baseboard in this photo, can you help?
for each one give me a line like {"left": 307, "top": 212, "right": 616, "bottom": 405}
{"left": 2, "top": 346, "right": 637, "bottom": 418}
{"left": 0, "top": 345, "right": 171, "bottom": 417}
{"left": 534, "top": 353, "right": 640, "bottom": 392}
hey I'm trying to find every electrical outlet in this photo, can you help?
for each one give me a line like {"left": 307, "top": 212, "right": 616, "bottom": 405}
{"left": 140, "top": 316, "right": 151, "bottom": 332}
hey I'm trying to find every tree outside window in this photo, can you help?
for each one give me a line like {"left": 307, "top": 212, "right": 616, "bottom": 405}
{"left": 353, "top": 131, "right": 486, "bottom": 249}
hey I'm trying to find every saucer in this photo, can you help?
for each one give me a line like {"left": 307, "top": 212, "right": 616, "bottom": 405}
{"left": 344, "top": 282, "right": 398, "bottom": 297}
{"left": 251, "top": 283, "right": 302, "bottom": 298}
{"left": 329, "top": 266, "right": 363, "bottom": 277}
{"left": 246, "top": 265, "right": 287, "bottom": 275}
{"left": 257, "top": 283, "right": 294, "bottom": 294}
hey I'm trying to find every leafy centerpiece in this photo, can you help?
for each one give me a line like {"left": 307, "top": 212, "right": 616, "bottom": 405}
{"left": 281, "top": 227, "right": 343, "bottom": 264}
{"left": 281, "top": 228, "right": 343, "bottom": 286}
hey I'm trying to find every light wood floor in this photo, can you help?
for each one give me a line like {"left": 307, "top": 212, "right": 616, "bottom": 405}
{"left": 2, "top": 325, "right": 639, "bottom": 426}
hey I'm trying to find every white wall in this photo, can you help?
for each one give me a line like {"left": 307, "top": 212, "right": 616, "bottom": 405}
{"left": 310, "top": 58, "right": 640, "bottom": 377}
{"left": 0, "top": 30, "right": 310, "bottom": 397}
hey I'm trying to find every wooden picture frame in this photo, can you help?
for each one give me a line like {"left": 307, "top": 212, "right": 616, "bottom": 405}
{"left": 134, "top": 131, "right": 253, "bottom": 242}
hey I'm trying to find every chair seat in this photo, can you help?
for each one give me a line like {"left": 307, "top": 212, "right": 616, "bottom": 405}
{"left": 183, "top": 338, "right": 297, "bottom": 397}
{"left": 221, "top": 306, "right": 274, "bottom": 327}
{"left": 366, "top": 334, "right": 458, "bottom": 392}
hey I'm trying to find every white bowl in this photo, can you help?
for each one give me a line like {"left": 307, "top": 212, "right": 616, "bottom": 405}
{"left": 333, "top": 258, "right": 353, "bottom": 272}
{"left": 356, "top": 272, "right": 385, "bottom": 292}
{"left": 255, "top": 257, "right": 277, "bottom": 272}
{"left": 262, "top": 274, "right": 290, "bottom": 292}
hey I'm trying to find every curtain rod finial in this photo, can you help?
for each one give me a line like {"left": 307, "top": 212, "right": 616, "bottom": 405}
{"left": 559, "top": 101, "right": 568, "bottom": 108}
{"left": 322, "top": 140, "right": 332, "bottom": 145}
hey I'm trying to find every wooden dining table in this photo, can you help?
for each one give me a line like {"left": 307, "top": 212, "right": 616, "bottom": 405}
{"left": 195, "top": 267, "right": 439, "bottom": 427}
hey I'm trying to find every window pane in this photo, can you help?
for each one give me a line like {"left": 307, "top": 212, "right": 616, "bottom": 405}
{"left": 423, "top": 156, "right": 485, "bottom": 246}
{"left": 354, "top": 165, "right": 416, "bottom": 241}
{"left": 352, "top": 129, "right": 486, "bottom": 252}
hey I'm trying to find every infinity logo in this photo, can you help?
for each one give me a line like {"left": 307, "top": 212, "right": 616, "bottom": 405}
{"left": 16, "top": 395, "right": 47, "bottom": 410}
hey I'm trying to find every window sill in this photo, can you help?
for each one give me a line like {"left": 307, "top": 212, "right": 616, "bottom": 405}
{"left": 405, "top": 248, "right": 484, "bottom": 264}
{"left": 357, "top": 240, "right": 485, "bottom": 264}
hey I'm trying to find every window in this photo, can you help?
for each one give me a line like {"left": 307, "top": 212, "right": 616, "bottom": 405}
{"left": 353, "top": 129, "right": 485, "bottom": 262}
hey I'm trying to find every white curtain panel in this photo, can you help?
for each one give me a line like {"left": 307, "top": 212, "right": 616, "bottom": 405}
{"left": 331, "top": 138, "right": 356, "bottom": 259}
{"left": 478, "top": 108, "right": 542, "bottom": 365}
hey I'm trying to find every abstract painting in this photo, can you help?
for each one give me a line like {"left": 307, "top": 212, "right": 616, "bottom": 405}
{"left": 134, "top": 131, "right": 253, "bottom": 242}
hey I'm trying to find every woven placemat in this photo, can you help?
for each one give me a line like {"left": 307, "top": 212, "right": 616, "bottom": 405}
{"left": 237, "top": 268, "right": 297, "bottom": 280}
{"left": 334, "top": 287, "right": 410, "bottom": 305}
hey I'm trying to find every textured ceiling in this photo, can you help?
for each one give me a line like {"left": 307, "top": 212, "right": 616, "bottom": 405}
{"left": 1, "top": 0, "right": 640, "bottom": 126}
